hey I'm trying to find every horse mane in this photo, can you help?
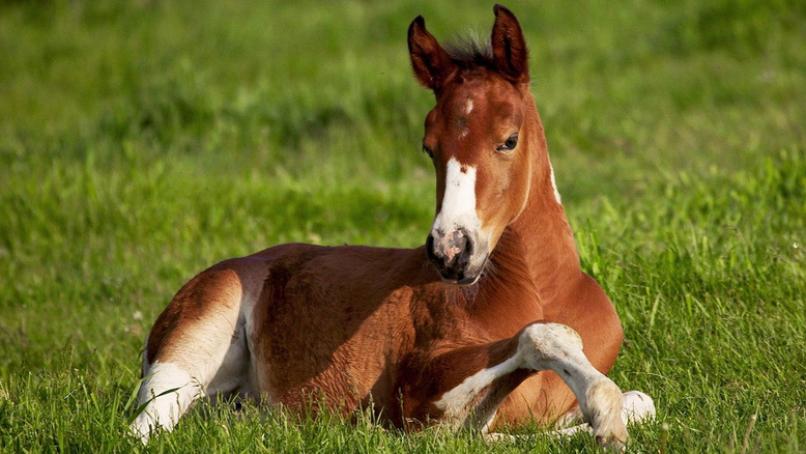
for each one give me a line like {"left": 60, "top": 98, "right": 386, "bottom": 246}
{"left": 444, "top": 34, "right": 495, "bottom": 69}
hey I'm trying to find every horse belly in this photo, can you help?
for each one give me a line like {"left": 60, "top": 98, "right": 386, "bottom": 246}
{"left": 248, "top": 273, "right": 405, "bottom": 415}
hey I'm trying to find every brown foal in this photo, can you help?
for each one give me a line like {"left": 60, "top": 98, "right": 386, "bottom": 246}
{"left": 131, "top": 5, "right": 654, "bottom": 450}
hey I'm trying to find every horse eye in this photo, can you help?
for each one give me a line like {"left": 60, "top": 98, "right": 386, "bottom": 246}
{"left": 422, "top": 143, "right": 434, "bottom": 158}
{"left": 496, "top": 133, "right": 519, "bottom": 152}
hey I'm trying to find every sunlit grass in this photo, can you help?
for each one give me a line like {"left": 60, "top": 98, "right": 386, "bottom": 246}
{"left": 0, "top": 0, "right": 804, "bottom": 451}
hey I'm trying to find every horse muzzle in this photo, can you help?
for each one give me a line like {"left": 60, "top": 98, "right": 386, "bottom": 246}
{"left": 426, "top": 227, "right": 487, "bottom": 285}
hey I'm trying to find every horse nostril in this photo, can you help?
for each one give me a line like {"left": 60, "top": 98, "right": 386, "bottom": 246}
{"left": 456, "top": 237, "right": 473, "bottom": 268}
{"left": 462, "top": 231, "right": 474, "bottom": 256}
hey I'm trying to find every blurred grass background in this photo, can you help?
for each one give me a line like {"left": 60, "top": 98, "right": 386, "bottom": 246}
{"left": 0, "top": 0, "right": 804, "bottom": 451}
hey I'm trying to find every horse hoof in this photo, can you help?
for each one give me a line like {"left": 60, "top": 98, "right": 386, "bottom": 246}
{"left": 586, "top": 379, "right": 628, "bottom": 451}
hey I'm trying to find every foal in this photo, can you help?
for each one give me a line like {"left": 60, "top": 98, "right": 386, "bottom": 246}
{"left": 131, "top": 5, "right": 654, "bottom": 449}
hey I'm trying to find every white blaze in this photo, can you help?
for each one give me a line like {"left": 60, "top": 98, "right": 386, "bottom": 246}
{"left": 432, "top": 158, "right": 480, "bottom": 235}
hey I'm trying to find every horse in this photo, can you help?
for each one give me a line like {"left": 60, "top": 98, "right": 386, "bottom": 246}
{"left": 130, "top": 5, "right": 655, "bottom": 450}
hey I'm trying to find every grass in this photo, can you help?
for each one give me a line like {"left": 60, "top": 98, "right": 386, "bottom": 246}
{"left": 0, "top": 0, "right": 804, "bottom": 451}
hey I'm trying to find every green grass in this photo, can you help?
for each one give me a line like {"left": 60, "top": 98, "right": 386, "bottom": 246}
{"left": 1, "top": 0, "right": 804, "bottom": 451}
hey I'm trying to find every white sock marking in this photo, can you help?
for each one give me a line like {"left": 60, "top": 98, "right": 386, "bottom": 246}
{"left": 130, "top": 362, "right": 201, "bottom": 443}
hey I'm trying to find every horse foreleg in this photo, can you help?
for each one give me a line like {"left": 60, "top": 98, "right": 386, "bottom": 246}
{"left": 419, "top": 322, "right": 628, "bottom": 450}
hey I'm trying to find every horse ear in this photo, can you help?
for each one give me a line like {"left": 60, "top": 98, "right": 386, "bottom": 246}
{"left": 491, "top": 4, "right": 529, "bottom": 83}
{"left": 408, "top": 16, "right": 456, "bottom": 91}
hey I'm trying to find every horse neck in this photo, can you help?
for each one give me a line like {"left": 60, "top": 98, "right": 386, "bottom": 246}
{"left": 484, "top": 97, "right": 581, "bottom": 308}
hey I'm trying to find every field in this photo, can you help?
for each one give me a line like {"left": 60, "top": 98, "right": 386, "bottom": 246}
{"left": 1, "top": 0, "right": 804, "bottom": 451}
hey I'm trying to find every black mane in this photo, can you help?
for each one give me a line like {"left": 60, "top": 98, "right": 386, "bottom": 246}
{"left": 444, "top": 35, "right": 495, "bottom": 69}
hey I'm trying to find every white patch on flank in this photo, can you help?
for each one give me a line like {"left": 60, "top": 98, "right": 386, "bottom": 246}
{"left": 464, "top": 98, "right": 474, "bottom": 115}
{"left": 434, "top": 354, "right": 521, "bottom": 426}
{"left": 549, "top": 161, "right": 562, "bottom": 204}
{"left": 130, "top": 361, "right": 200, "bottom": 443}
{"left": 432, "top": 158, "right": 481, "bottom": 237}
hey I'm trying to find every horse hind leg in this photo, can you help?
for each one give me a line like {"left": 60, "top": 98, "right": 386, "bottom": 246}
{"left": 129, "top": 268, "right": 252, "bottom": 443}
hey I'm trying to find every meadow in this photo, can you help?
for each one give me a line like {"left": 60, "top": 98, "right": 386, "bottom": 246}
{"left": 0, "top": 0, "right": 804, "bottom": 451}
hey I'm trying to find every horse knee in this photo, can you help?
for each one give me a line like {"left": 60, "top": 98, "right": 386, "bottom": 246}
{"left": 517, "top": 322, "right": 584, "bottom": 370}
